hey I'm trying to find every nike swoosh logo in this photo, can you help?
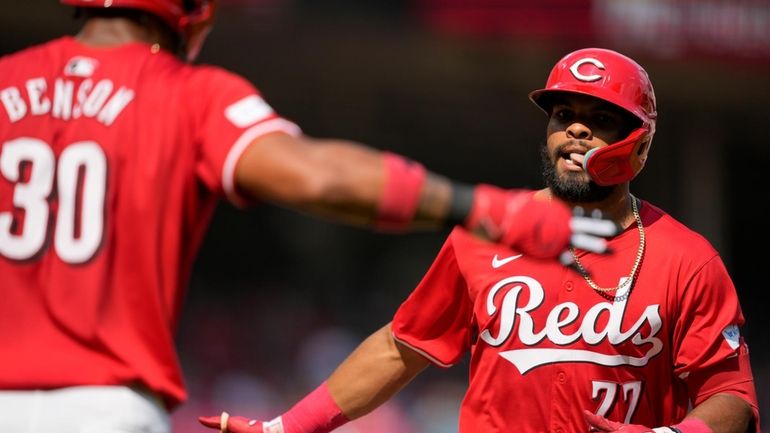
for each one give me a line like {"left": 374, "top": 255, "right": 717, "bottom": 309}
{"left": 492, "top": 254, "right": 523, "bottom": 269}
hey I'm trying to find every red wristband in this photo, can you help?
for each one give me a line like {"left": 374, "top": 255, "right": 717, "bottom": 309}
{"left": 279, "top": 382, "right": 348, "bottom": 433}
{"left": 375, "top": 152, "right": 426, "bottom": 231}
{"left": 672, "top": 418, "right": 713, "bottom": 433}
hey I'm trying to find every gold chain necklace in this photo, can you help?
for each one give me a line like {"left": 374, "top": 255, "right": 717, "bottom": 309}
{"left": 569, "top": 195, "right": 645, "bottom": 300}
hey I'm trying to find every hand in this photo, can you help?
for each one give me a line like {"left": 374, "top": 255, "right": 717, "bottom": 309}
{"left": 465, "top": 185, "right": 617, "bottom": 261}
{"left": 583, "top": 410, "right": 654, "bottom": 433}
{"left": 199, "top": 413, "right": 277, "bottom": 433}
{"left": 199, "top": 382, "right": 347, "bottom": 433}
{"left": 582, "top": 411, "right": 713, "bottom": 433}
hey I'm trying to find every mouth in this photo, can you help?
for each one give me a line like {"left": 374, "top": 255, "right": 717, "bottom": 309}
{"left": 557, "top": 142, "right": 589, "bottom": 170}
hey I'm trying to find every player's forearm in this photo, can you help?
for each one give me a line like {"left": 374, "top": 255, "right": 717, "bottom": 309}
{"left": 686, "top": 393, "right": 754, "bottom": 433}
{"left": 235, "top": 133, "right": 456, "bottom": 228}
{"left": 199, "top": 323, "right": 428, "bottom": 433}
{"left": 327, "top": 322, "right": 430, "bottom": 420}
{"left": 295, "top": 138, "right": 453, "bottom": 229}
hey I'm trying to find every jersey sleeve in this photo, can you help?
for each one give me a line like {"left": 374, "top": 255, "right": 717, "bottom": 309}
{"left": 672, "top": 255, "right": 759, "bottom": 418}
{"left": 673, "top": 255, "right": 744, "bottom": 373}
{"left": 392, "top": 231, "right": 474, "bottom": 367}
{"left": 187, "top": 67, "right": 301, "bottom": 205}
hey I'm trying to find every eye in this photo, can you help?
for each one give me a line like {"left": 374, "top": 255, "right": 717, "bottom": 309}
{"left": 593, "top": 111, "right": 621, "bottom": 128}
{"left": 552, "top": 106, "right": 574, "bottom": 122}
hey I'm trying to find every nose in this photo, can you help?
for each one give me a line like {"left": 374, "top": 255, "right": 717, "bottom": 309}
{"left": 566, "top": 122, "right": 592, "bottom": 140}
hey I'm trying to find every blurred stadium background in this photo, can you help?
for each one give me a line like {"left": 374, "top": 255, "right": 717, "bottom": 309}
{"left": 2, "top": 1, "right": 768, "bottom": 432}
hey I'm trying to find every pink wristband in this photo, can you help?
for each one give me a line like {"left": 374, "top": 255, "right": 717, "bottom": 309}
{"left": 280, "top": 382, "right": 348, "bottom": 433}
{"left": 376, "top": 152, "right": 426, "bottom": 231}
{"left": 671, "top": 418, "right": 713, "bottom": 433}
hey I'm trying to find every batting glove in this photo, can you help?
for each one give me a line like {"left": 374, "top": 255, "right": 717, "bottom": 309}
{"left": 464, "top": 184, "right": 617, "bottom": 262}
{"left": 583, "top": 410, "right": 713, "bottom": 433}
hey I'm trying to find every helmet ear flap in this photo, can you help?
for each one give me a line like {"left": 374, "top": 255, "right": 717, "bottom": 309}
{"left": 583, "top": 128, "right": 650, "bottom": 186}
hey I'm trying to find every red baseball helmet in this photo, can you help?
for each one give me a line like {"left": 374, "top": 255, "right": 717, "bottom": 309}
{"left": 529, "top": 48, "right": 657, "bottom": 186}
{"left": 60, "top": 0, "right": 217, "bottom": 62}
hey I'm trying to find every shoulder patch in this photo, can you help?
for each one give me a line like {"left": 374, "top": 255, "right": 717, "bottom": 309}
{"left": 722, "top": 324, "right": 740, "bottom": 350}
{"left": 225, "top": 95, "right": 273, "bottom": 128}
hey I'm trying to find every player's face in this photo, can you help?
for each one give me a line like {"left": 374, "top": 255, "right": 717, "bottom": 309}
{"left": 540, "top": 93, "right": 631, "bottom": 203}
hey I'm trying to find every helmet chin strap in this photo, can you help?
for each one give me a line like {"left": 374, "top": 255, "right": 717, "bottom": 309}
{"left": 583, "top": 127, "right": 649, "bottom": 186}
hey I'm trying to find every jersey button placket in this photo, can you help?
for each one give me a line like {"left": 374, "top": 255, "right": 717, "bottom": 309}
{"left": 551, "top": 370, "right": 569, "bottom": 433}
{"left": 565, "top": 281, "right": 573, "bottom": 292}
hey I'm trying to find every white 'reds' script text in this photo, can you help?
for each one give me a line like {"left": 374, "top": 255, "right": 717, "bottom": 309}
{"left": 480, "top": 276, "right": 663, "bottom": 374}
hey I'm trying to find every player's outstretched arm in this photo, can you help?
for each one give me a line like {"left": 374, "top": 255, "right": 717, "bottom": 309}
{"left": 233, "top": 132, "right": 452, "bottom": 230}
{"left": 198, "top": 323, "right": 429, "bottom": 433}
{"left": 326, "top": 322, "right": 430, "bottom": 420}
{"left": 235, "top": 133, "right": 617, "bottom": 259}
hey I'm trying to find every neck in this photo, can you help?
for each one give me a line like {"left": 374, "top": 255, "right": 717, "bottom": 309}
{"left": 75, "top": 16, "right": 176, "bottom": 53}
{"left": 538, "top": 184, "right": 638, "bottom": 229}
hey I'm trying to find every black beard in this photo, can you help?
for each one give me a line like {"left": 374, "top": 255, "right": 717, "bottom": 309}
{"left": 539, "top": 145, "right": 615, "bottom": 203}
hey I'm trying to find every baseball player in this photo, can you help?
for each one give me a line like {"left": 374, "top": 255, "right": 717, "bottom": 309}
{"left": 200, "top": 48, "right": 761, "bottom": 433}
{"left": 0, "top": 1, "right": 616, "bottom": 432}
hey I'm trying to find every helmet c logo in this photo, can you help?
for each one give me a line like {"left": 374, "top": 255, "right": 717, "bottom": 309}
{"left": 569, "top": 58, "right": 605, "bottom": 82}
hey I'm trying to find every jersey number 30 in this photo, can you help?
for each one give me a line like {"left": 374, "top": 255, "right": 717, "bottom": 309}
{"left": 0, "top": 137, "right": 106, "bottom": 264}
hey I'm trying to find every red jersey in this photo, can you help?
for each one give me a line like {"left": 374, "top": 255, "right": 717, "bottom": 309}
{"left": 393, "top": 199, "right": 759, "bottom": 433}
{"left": 0, "top": 37, "right": 299, "bottom": 408}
